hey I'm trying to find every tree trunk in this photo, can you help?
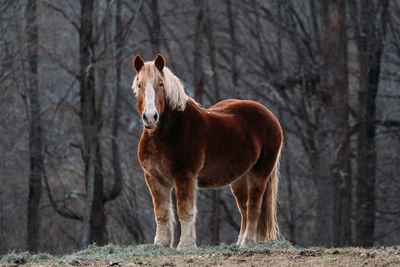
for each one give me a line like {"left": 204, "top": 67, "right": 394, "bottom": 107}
{"left": 150, "top": 0, "right": 161, "bottom": 53}
{"left": 26, "top": 0, "right": 43, "bottom": 253}
{"left": 205, "top": 2, "right": 220, "bottom": 103}
{"left": 209, "top": 190, "right": 220, "bottom": 244}
{"left": 81, "top": 142, "right": 96, "bottom": 249}
{"left": 352, "top": 0, "right": 388, "bottom": 247}
{"left": 312, "top": 5, "right": 330, "bottom": 240}
{"left": 109, "top": 0, "right": 124, "bottom": 203}
{"left": 316, "top": 0, "right": 351, "bottom": 246}
{"left": 204, "top": 3, "right": 221, "bottom": 243}
{"left": 79, "top": 0, "right": 107, "bottom": 246}
{"left": 329, "top": 0, "right": 352, "bottom": 247}
{"left": 89, "top": 145, "right": 107, "bottom": 245}
{"left": 193, "top": 0, "right": 205, "bottom": 103}
{"left": 283, "top": 143, "right": 296, "bottom": 244}
{"left": 312, "top": 134, "right": 328, "bottom": 245}
{"left": 226, "top": 0, "right": 239, "bottom": 98}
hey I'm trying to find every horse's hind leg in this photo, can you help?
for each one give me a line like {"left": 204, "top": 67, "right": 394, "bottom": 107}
{"left": 145, "top": 173, "right": 174, "bottom": 248}
{"left": 230, "top": 176, "right": 248, "bottom": 245}
{"left": 241, "top": 173, "right": 268, "bottom": 246}
{"left": 175, "top": 174, "right": 197, "bottom": 249}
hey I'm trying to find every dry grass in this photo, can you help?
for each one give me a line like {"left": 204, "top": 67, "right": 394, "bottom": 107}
{"left": 1, "top": 240, "right": 399, "bottom": 267}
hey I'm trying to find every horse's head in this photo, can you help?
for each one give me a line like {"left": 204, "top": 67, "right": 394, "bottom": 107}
{"left": 132, "top": 54, "right": 167, "bottom": 130}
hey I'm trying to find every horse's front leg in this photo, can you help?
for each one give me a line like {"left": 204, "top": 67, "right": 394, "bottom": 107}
{"left": 175, "top": 175, "right": 197, "bottom": 250}
{"left": 145, "top": 173, "right": 174, "bottom": 248}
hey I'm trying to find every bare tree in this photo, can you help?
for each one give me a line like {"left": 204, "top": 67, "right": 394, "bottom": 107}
{"left": 318, "top": 0, "right": 351, "bottom": 246}
{"left": 150, "top": 0, "right": 161, "bottom": 53}
{"left": 42, "top": 0, "right": 127, "bottom": 247}
{"left": 110, "top": 0, "right": 124, "bottom": 210}
{"left": 204, "top": 1, "right": 221, "bottom": 244}
{"left": 225, "top": 0, "right": 240, "bottom": 98}
{"left": 349, "top": 0, "right": 390, "bottom": 247}
{"left": 193, "top": 0, "right": 206, "bottom": 103}
{"left": 25, "top": 0, "right": 44, "bottom": 252}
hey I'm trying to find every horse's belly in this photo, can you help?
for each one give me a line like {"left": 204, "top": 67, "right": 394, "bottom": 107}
{"left": 197, "top": 173, "right": 241, "bottom": 188}
{"left": 196, "top": 156, "right": 254, "bottom": 188}
{"left": 196, "top": 129, "right": 260, "bottom": 188}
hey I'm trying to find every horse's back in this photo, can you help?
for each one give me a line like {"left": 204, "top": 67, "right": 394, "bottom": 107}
{"left": 209, "top": 99, "right": 282, "bottom": 142}
{"left": 209, "top": 99, "right": 238, "bottom": 110}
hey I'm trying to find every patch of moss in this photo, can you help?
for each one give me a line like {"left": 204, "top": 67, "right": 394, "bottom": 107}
{"left": 0, "top": 251, "right": 55, "bottom": 263}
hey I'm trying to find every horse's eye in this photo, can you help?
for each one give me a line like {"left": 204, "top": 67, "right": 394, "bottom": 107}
{"left": 138, "top": 83, "right": 141, "bottom": 89}
{"left": 160, "top": 82, "right": 164, "bottom": 88}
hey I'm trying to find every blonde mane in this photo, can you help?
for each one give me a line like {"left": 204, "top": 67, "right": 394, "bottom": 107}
{"left": 132, "top": 61, "right": 189, "bottom": 111}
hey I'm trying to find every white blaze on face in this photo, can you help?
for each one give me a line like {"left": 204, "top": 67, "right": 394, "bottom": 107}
{"left": 144, "top": 82, "right": 157, "bottom": 123}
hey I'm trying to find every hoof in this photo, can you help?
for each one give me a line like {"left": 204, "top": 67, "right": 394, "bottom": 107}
{"left": 240, "top": 237, "right": 256, "bottom": 247}
{"left": 154, "top": 239, "right": 172, "bottom": 248}
{"left": 177, "top": 241, "right": 197, "bottom": 250}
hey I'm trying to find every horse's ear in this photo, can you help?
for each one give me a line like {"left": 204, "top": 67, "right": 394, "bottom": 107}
{"left": 133, "top": 55, "right": 144, "bottom": 73}
{"left": 154, "top": 54, "right": 165, "bottom": 72}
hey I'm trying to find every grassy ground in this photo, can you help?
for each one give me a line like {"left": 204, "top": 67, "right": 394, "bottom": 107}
{"left": 1, "top": 240, "right": 399, "bottom": 266}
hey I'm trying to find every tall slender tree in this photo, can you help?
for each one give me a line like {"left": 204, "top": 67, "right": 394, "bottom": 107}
{"left": 78, "top": 0, "right": 107, "bottom": 246}
{"left": 193, "top": 0, "right": 206, "bottom": 103}
{"left": 110, "top": 0, "right": 124, "bottom": 211}
{"left": 318, "top": 0, "right": 351, "bottom": 246}
{"left": 25, "top": 0, "right": 44, "bottom": 252}
{"left": 204, "top": 2, "right": 221, "bottom": 244}
{"left": 332, "top": 0, "right": 352, "bottom": 246}
{"left": 150, "top": 0, "right": 161, "bottom": 53}
{"left": 349, "top": 0, "right": 389, "bottom": 247}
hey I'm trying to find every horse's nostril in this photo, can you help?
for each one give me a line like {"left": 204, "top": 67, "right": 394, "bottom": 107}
{"left": 154, "top": 113, "right": 158, "bottom": 122}
{"left": 142, "top": 113, "right": 148, "bottom": 123}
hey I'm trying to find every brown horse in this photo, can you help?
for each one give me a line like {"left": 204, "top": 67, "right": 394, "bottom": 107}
{"left": 132, "top": 54, "right": 283, "bottom": 249}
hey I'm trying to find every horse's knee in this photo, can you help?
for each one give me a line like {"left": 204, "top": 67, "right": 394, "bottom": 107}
{"left": 175, "top": 182, "right": 196, "bottom": 217}
{"left": 179, "top": 210, "right": 196, "bottom": 222}
{"left": 155, "top": 212, "right": 171, "bottom": 224}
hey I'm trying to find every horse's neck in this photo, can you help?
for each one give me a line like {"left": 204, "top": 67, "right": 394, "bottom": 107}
{"left": 156, "top": 99, "right": 202, "bottom": 138}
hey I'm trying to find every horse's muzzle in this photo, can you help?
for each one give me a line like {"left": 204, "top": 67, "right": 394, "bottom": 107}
{"left": 143, "top": 112, "right": 159, "bottom": 129}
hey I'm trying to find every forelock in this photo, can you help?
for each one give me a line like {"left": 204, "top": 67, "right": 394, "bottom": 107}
{"left": 132, "top": 61, "right": 189, "bottom": 111}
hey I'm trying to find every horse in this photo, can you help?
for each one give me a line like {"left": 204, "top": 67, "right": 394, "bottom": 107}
{"left": 132, "top": 54, "right": 283, "bottom": 249}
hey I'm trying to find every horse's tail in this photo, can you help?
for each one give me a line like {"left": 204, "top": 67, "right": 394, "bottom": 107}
{"left": 257, "top": 147, "right": 281, "bottom": 241}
